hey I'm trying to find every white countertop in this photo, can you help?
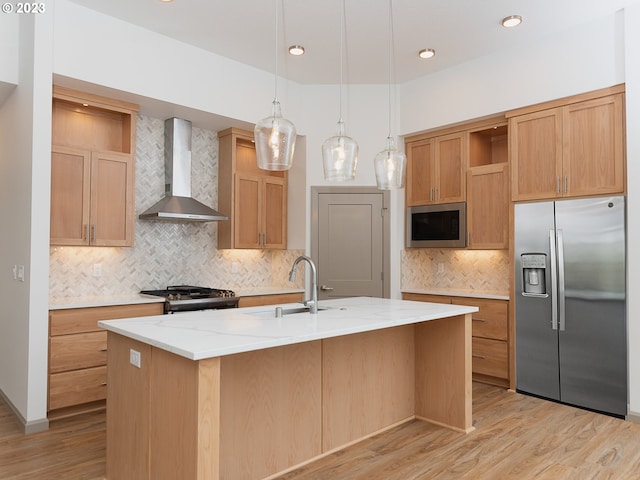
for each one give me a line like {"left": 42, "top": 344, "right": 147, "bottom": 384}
{"left": 50, "top": 288, "right": 305, "bottom": 310}
{"left": 98, "top": 297, "right": 477, "bottom": 361}
{"left": 49, "top": 294, "right": 166, "bottom": 310}
{"left": 402, "top": 289, "right": 509, "bottom": 301}
{"left": 235, "top": 287, "right": 305, "bottom": 297}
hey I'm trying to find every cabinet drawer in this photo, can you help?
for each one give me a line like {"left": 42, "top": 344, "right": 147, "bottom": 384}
{"left": 50, "top": 303, "right": 164, "bottom": 336}
{"left": 452, "top": 298, "right": 508, "bottom": 340}
{"left": 472, "top": 337, "right": 508, "bottom": 379}
{"left": 49, "top": 331, "right": 107, "bottom": 373}
{"left": 48, "top": 366, "right": 107, "bottom": 411}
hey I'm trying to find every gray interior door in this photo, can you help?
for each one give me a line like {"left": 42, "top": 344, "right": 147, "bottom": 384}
{"left": 314, "top": 190, "right": 386, "bottom": 300}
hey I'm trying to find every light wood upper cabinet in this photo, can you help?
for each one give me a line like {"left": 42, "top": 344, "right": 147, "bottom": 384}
{"left": 562, "top": 94, "right": 625, "bottom": 197}
{"left": 50, "top": 86, "right": 138, "bottom": 247}
{"left": 467, "top": 164, "right": 509, "bottom": 249}
{"left": 509, "top": 87, "right": 625, "bottom": 201}
{"left": 50, "top": 147, "right": 133, "bottom": 246}
{"left": 466, "top": 123, "right": 509, "bottom": 250}
{"left": 218, "top": 128, "right": 287, "bottom": 249}
{"left": 405, "top": 132, "right": 466, "bottom": 206}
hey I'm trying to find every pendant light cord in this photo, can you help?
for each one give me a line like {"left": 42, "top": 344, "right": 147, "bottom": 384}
{"left": 339, "top": 0, "right": 345, "bottom": 123}
{"left": 387, "top": 0, "right": 392, "bottom": 139}
{"left": 274, "top": 0, "right": 279, "bottom": 102}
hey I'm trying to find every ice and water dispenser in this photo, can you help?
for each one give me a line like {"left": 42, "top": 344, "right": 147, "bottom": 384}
{"left": 521, "top": 254, "right": 547, "bottom": 296}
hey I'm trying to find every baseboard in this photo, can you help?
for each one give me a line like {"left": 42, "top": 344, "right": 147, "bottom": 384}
{"left": 627, "top": 411, "right": 640, "bottom": 424}
{"left": 0, "top": 388, "right": 49, "bottom": 434}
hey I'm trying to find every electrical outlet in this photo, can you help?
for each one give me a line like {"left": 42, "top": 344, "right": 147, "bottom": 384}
{"left": 17, "top": 265, "right": 25, "bottom": 282}
{"left": 231, "top": 262, "right": 239, "bottom": 274}
{"left": 93, "top": 264, "right": 102, "bottom": 277}
{"left": 437, "top": 263, "right": 445, "bottom": 274}
{"left": 130, "top": 349, "right": 141, "bottom": 368}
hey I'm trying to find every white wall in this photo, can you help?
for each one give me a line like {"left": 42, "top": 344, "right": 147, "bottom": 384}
{"left": 0, "top": 11, "right": 52, "bottom": 429}
{"left": 399, "top": 13, "right": 624, "bottom": 135}
{"left": 624, "top": 4, "right": 640, "bottom": 416}
{"left": 0, "top": 11, "right": 18, "bottom": 105}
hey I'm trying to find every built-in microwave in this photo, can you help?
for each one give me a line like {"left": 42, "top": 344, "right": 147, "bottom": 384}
{"left": 406, "top": 202, "right": 467, "bottom": 248}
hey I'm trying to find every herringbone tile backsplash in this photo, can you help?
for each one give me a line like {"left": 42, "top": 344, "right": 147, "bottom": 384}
{"left": 49, "top": 114, "right": 303, "bottom": 299}
{"left": 401, "top": 249, "right": 510, "bottom": 295}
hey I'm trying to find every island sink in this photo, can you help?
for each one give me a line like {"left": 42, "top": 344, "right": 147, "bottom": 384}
{"left": 249, "top": 305, "right": 333, "bottom": 318}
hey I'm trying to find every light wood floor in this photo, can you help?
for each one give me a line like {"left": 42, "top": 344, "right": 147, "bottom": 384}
{"left": 2, "top": 383, "right": 640, "bottom": 479}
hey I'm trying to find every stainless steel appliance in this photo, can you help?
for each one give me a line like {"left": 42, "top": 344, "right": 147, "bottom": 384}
{"left": 406, "top": 202, "right": 466, "bottom": 248}
{"left": 515, "top": 196, "right": 627, "bottom": 417}
{"left": 140, "top": 285, "right": 239, "bottom": 313}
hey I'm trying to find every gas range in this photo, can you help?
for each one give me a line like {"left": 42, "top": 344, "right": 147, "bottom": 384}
{"left": 140, "top": 285, "right": 239, "bottom": 314}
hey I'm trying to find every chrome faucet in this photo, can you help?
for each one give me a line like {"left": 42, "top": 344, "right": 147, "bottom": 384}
{"left": 288, "top": 255, "right": 318, "bottom": 314}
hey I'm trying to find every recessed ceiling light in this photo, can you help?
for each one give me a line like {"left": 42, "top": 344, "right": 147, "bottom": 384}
{"left": 288, "top": 45, "right": 305, "bottom": 56}
{"left": 418, "top": 48, "right": 436, "bottom": 59}
{"left": 502, "top": 15, "right": 522, "bottom": 28}
{"left": 159, "top": 0, "right": 174, "bottom": 3}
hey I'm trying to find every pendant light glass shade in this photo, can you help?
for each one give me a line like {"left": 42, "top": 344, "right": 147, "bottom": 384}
{"left": 255, "top": 0, "right": 296, "bottom": 171}
{"left": 321, "top": 0, "right": 358, "bottom": 181}
{"left": 322, "top": 120, "right": 358, "bottom": 181}
{"left": 375, "top": 0, "right": 406, "bottom": 190}
{"left": 255, "top": 100, "right": 296, "bottom": 171}
{"left": 374, "top": 136, "right": 406, "bottom": 190}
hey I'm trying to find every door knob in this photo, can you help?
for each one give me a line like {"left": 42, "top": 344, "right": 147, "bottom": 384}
{"left": 320, "top": 285, "right": 334, "bottom": 291}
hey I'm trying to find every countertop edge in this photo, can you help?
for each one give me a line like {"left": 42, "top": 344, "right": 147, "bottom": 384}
{"left": 99, "top": 297, "right": 478, "bottom": 361}
{"left": 235, "top": 288, "right": 305, "bottom": 297}
{"left": 401, "top": 289, "right": 510, "bottom": 301}
{"left": 49, "top": 295, "right": 166, "bottom": 310}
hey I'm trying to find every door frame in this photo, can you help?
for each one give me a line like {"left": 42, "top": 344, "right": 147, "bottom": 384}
{"left": 310, "top": 186, "right": 391, "bottom": 299}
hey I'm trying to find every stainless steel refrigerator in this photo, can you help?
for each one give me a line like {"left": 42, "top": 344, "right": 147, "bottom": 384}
{"left": 514, "top": 196, "right": 627, "bottom": 417}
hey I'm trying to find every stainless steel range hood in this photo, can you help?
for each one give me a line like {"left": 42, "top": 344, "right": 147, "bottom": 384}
{"left": 139, "top": 117, "right": 228, "bottom": 222}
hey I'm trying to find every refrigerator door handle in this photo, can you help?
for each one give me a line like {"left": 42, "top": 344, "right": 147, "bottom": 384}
{"left": 549, "top": 229, "right": 558, "bottom": 330}
{"left": 557, "top": 229, "right": 566, "bottom": 331}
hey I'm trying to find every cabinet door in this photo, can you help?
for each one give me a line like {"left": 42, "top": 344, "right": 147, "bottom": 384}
{"left": 467, "top": 164, "right": 509, "bottom": 249}
{"left": 405, "top": 138, "right": 434, "bottom": 206}
{"left": 235, "top": 173, "right": 261, "bottom": 248}
{"left": 509, "top": 108, "right": 563, "bottom": 201}
{"left": 434, "top": 132, "right": 466, "bottom": 204}
{"left": 263, "top": 177, "right": 287, "bottom": 249}
{"left": 50, "top": 146, "right": 91, "bottom": 245}
{"left": 90, "top": 151, "right": 134, "bottom": 246}
{"left": 563, "top": 94, "right": 625, "bottom": 197}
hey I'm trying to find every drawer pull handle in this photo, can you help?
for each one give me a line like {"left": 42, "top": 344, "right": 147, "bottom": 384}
{"left": 100, "top": 348, "right": 108, "bottom": 352}
{"left": 472, "top": 319, "right": 487, "bottom": 323}
{"left": 100, "top": 382, "right": 107, "bottom": 386}
{"left": 472, "top": 354, "right": 486, "bottom": 360}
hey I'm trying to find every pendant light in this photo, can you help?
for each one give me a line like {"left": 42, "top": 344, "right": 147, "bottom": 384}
{"left": 374, "top": 0, "right": 406, "bottom": 190}
{"left": 255, "top": 0, "right": 297, "bottom": 171}
{"left": 321, "top": 0, "right": 358, "bottom": 181}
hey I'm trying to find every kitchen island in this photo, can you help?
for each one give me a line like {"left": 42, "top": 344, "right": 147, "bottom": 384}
{"left": 99, "top": 297, "right": 477, "bottom": 480}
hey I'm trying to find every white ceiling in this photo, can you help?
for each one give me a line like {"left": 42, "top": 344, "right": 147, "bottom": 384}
{"left": 68, "top": 0, "right": 637, "bottom": 85}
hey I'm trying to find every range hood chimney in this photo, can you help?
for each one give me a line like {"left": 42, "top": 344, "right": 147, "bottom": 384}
{"left": 139, "top": 117, "right": 228, "bottom": 222}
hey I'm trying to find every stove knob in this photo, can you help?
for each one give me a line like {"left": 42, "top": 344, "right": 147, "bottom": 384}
{"left": 168, "top": 293, "right": 175, "bottom": 301}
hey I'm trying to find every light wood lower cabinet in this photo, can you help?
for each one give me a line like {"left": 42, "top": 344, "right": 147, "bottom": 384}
{"left": 403, "top": 293, "right": 511, "bottom": 388}
{"left": 237, "top": 292, "right": 304, "bottom": 308}
{"left": 48, "top": 302, "right": 164, "bottom": 419}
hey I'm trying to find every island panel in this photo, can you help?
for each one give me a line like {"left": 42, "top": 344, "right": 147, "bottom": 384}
{"left": 415, "top": 315, "right": 473, "bottom": 432}
{"left": 219, "top": 341, "right": 322, "bottom": 479}
{"left": 322, "top": 325, "right": 415, "bottom": 452}
{"left": 106, "top": 334, "right": 151, "bottom": 480}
